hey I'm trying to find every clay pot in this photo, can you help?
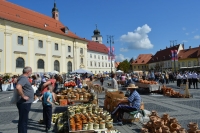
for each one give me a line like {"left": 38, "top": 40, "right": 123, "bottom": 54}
{"left": 155, "top": 127, "right": 162, "bottom": 133}
{"left": 178, "top": 128, "right": 186, "bottom": 133}
{"left": 162, "top": 113, "right": 169, "bottom": 120}
{"left": 187, "top": 122, "right": 198, "bottom": 130}
{"left": 170, "top": 117, "right": 178, "bottom": 124}
{"left": 154, "top": 120, "right": 164, "bottom": 128}
{"left": 187, "top": 129, "right": 196, "bottom": 133}
{"left": 150, "top": 116, "right": 157, "bottom": 122}
{"left": 99, "top": 122, "right": 105, "bottom": 129}
{"left": 170, "top": 123, "right": 179, "bottom": 132}
{"left": 151, "top": 110, "right": 158, "bottom": 116}
{"left": 196, "top": 130, "right": 200, "bottom": 133}
{"left": 141, "top": 128, "right": 149, "bottom": 133}
{"left": 82, "top": 124, "right": 88, "bottom": 130}
{"left": 88, "top": 122, "right": 94, "bottom": 130}
{"left": 162, "top": 126, "right": 170, "bottom": 133}
{"left": 93, "top": 123, "right": 99, "bottom": 129}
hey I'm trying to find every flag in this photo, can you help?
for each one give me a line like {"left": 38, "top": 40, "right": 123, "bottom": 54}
{"left": 174, "top": 50, "right": 178, "bottom": 61}
{"left": 171, "top": 50, "right": 174, "bottom": 61}
{"left": 111, "top": 46, "right": 115, "bottom": 60}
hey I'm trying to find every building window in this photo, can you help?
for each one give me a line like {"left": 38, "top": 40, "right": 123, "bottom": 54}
{"left": 142, "top": 66, "right": 143, "bottom": 69}
{"left": 102, "top": 62, "right": 104, "bottom": 67}
{"left": 194, "top": 61, "right": 197, "bottom": 66}
{"left": 68, "top": 61, "right": 72, "bottom": 73}
{"left": 54, "top": 60, "right": 60, "bottom": 72}
{"left": 182, "top": 62, "right": 185, "bottom": 67}
{"left": 68, "top": 46, "right": 71, "bottom": 52}
{"left": 105, "top": 56, "right": 107, "bottom": 60}
{"left": 109, "top": 63, "right": 110, "bottom": 67}
{"left": 102, "top": 56, "right": 104, "bottom": 60}
{"left": 81, "top": 58, "right": 83, "bottom": 64}
{"left": 106, "top": 63, "right": 107, "bottom": 67}
{"left": 98, "top": 55, "right": 100, "bottom": 59}
{"left": 38, "top": 40, "right": 43, "bottom": 48}
{"left": 99, "top": 62, "right": 100, "bottom": 67}
{"left": 37, "top": 59, "right": 44, "bottom": 69}
{"left": 134, "top": 66, "right": 136, "bottom": 69}
{"left": 94, "top": 55, "right": 96, "bottom": 59}
{"left": 80, "top": 48, "right": 83, "bottom": 54}
{"left": 18, "top": 36, "right": 23, "bottom": 45}
{"left": 188, "top": 61, "right": 191, "bottom": 67}
{"left": 90, "top": 61, "right": 92, "bottom": 66}
{"left": 90, "top": 54, "right": 92, "bottom": 58}
{"left": 95, "top": 62, "right": 96, "bottom": 67}
{"left": 16, "top": 57, "right": 25, "bottom": 68}
{"left": 55, "top": 43, "right": 58, "bottom": 50}
{"left": 138, "top": 66, "right": 140, "bottom": 69}
{"left": 96, "top": 37, "right": 98, "bottom": 40}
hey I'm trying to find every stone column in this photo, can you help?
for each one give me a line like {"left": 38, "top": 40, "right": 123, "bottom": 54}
{"left": 28, "top": 37, "right": 35, "bottom": 71}
{"left": 46, "top": 40, "right": 52, "bottom": 72}
{"left": 61, "top": 43, "right": 66, "bottom": 73}
{"left": 4, "top": 32, "right": 12, "bottom": 73}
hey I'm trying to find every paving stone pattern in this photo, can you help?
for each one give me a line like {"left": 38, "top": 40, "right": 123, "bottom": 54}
{"left": 175, "top": 100, "right": 200, "bottom": 109}
{"left": 0, "top": 112, "right": 18, "bottom": 124}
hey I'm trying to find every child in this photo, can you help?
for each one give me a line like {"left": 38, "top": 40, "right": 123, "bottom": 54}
{"left": 41, "top": 85, "right": 54, "bottom": 132}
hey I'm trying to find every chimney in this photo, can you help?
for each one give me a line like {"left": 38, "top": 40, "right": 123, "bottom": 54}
{"left": 189, "top": 46, "right": 191, "bottom": 49}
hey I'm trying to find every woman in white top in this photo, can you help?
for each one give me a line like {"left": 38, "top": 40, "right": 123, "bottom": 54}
{"left": 111, "top": 74, "right": 118, "bottom": 90}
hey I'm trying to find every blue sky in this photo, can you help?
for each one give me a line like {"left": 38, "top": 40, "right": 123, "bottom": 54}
{"left": 8, "top": 0, "right": 200, "bottom": 62}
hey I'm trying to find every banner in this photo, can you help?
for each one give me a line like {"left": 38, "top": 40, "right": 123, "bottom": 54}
{"left": 174, "top": 50, "right": 178, "bottom": 61}
{"left": 171, "top": 50, "right": 174, "bottom": 61}
{"left": 108, "top": 47, "right": 110, "bottom": 60}
{"left": 111, "top": 46, "right": 115, "bottom": 60}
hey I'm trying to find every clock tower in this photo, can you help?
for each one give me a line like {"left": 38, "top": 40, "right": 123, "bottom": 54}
{"left": 92, "top": 24, "right": 103, "bottom": 44}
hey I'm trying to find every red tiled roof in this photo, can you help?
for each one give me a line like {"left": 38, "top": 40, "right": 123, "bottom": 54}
{"left": 87, "top": 41, "right": 109, "bottom": 54}
{"left": 115, "top": 62, "right": 120, "bottom": 68}
{"left": 0, "top": 0, "right": 85, "bottom": 41}
{"left": 148, "top": 44, "right": 181, "bottom": 63}
{"left": 132, "top": 54, "right": 152, "bottom": 65}
{"left": 178, "top": 46, "right": 200, "bottom": 59}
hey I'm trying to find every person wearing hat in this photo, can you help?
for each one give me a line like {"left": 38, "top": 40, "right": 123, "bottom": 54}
{"left": 111, "top": 83, "right": 141, "bottom": 126}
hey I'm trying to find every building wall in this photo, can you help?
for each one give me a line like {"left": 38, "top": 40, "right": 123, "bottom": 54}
{"left": 132, "top": 64, "right": 149, "bottom": 71}
{"left": 0, "top": 19, "right": 88, "bottom": 74}
{"left": 178, "top": 58, "right": 198, "bottom": 68}
{"left": 87, "top": 51, "right": 115, "bottom": 74}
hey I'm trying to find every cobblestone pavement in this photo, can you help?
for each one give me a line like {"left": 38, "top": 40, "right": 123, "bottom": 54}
{"left": 0, "top": 81, "right": 200, "bottom": 133}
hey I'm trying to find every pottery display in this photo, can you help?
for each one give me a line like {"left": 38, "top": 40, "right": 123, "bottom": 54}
{"left": 141, "top": 128, "right": 149, "bottom": 133}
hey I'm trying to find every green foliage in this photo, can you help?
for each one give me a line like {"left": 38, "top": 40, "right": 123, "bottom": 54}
{"left": 117, "top": 59, "right": 130, "bottom": 73}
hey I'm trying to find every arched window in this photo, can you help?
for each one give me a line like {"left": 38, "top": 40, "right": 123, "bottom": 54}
{"left": 16, "top": 57, "right": 25, "bottom": 68}
{"left": 54, "top": 60, "right": 60, "bottom": 72}
{"left": 67, "top": 61, "right": 72, "bottom": 73}
{"left": 37, "top": 59, "right": 44, "bottom": 69}
{"left": 81, "top": 58, "right": 83, "bottom": 64}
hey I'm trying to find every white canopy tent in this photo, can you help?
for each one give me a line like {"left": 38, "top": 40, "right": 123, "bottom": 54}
{"left": 70, "top": 68, "right": 93, "bottom": 74}
{"left": 116, "top": 70, "right": 123, "bottom": 73}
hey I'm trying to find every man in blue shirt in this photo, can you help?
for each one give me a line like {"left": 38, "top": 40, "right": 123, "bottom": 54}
{"left": 111, "top": 83, "right": 141, "bottom": 125}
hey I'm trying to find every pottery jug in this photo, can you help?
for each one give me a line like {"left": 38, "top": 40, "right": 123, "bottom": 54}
{"left": 170, "top": 123, "right": 179, "bottom": 132}
{"left": 88, "top": 122, "right": 93, "bottom": 130}
{"left": 170, "top": 117, "right": 177, "bottom": 124}
{"left": 99, "top": 122, "right": 105, "bottom": 129}
{"left": 151, "top": 110, "right": 158, "bottom": 116}
{"left": 106, "top": 121, "right": 113, "bottom": 129}
{"left": 150, "top": 116, "right": 157, "bottom": 122}
{"left": 187, "top": 129, "right": 196, "bottom": 133}
{"left": 93, "top": 123, "right": 99, "bottom": 130}
{"left": 162, "top": 113, "right": 169, "bottom": 120}
{"left": 187, "top": 122, "right": 198, "bottom": 130}
{"left": 82, "top": 124, "right": 88, "bottom": 130}
{"left": 162, "top": 126, "right": 170, "bottom": 133}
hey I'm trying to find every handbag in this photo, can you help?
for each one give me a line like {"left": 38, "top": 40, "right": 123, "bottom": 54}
{"left": 10, "top": 88, "right": 20, "bottom": 104}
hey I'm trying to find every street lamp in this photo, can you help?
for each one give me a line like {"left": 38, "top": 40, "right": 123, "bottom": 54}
{"left": 107, "top": 35, "right": 114, "bottom": 74}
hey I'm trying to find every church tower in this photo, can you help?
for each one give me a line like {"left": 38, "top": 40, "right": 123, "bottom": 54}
{"left": 92, "top": 24, "right": 103, "bottom": 44}
{"left": 52, "top": 1, "right": 59, "bottom": 20}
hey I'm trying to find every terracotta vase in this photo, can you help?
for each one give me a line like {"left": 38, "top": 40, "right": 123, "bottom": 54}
{"left": 155, "top": 127, "right": 162, "bottom": 133}
{"left": 187, "top": 129, "right": 197, "bottom": 133}
{"left": 196, "top": 130, "right": 200, "bottom": 133}
{"left": 150, "top": 116, "right": 157, "bottom": 122}
{"left": 151, "top": 110, "right": 158, "bottom": 116}
{"left": 187, "top": 122, "right": 198, "bottom": 130}
{"left": 162, "top": 113, "right": 169, "bottom": 120}
{"left": 162, "top": 126, "right": 170, "bottom": 133}
{"left": 170, "top": 117, "right": 178, "bottom": 124}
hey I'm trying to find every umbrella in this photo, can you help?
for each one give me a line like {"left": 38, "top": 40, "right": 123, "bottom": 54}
{"left": 51, "top": 70, "right": 59, "bottom": 74}
{"left": 116, "top": 70, "right": 123, "bottom": 73}
{"left": 70, "top": 68, "right": 93, "bottom": 74}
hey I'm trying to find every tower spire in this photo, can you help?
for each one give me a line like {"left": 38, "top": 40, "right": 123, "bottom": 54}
{"left": 95, "top": 24, "right": 98, "bottom": 29}
{"left": 52, "top": 0, "right": 59, "bottom": 20}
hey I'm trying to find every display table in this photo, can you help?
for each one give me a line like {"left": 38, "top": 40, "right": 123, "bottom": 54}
{"left": 2, "top": 84, "right": 10, "bottom": 91}
{"left": 135, "top": 83, "right": 161, "bottom": 92}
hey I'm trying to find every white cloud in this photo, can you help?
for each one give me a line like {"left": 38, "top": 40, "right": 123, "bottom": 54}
{"left": 182, "top": 27, "right": 186, "bottom": 30}
{"left": 194, "top": 35, "right": 200, "bottom": 39}
{"left": 185, "top": 33, "right": 189, "bottom": 35}
{"left": 120, "top": 48, "right": 128, "bottom": 52}
{"left": 120, "top": 24, "right": 153, "bottom": 49}
{"left": 115, "top": 54, "right": 130, "bottom": 62}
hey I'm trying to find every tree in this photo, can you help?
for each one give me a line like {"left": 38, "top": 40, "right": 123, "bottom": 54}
{"left": 117, "top": 59, "right": 130, "bottom": 73}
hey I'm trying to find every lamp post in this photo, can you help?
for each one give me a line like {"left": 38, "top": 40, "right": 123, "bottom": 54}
{"left": 107, "top": 35, "right": 114, "bottom": 74}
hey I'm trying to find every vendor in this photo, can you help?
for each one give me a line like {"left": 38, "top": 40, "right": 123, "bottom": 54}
{"left": 111, "top": 83, "right": 141, "bottom": 126}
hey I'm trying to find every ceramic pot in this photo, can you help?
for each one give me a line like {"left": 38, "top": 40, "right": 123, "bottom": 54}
{"left": 154, "top": 120, "right": 164, "bottom": 128}
{"left": 178, "top": 128, "right": 186, "bottom": 133}
{"left": 93, "top": 123, "right": 99, "bottom": 129}
{"left": 150, "top": 116, "right": 157, "bottom": 122}
{"left": 187, "top": 129, "right": 196, "bottom": 133}
{"left": 162, "top": 113, "right": 169, "bottom": 120}
{"left": 99, "top": 122, "right": 105, "bottom": 129}
{"left": 155, "top": 127, "right": 162, "bottom": 133}
{"left": 170, "top": 117, "right": 177, "bottom": 124}
{"left": 162, "top": 126, "right": 170, "bottom": 133}
{"left": 187, "top": 122, "right": 198, "bottom": 130}
{"left": 196, "top": 130, "right": 200, "bottom": 133}
{"left": 151, "top": 110, "right": 158, "bottom": 116}
{"left": 170, "top": 123, "right": 179, "bottom": 132}
{"left": 106, "top": 121, "right": 113, "bottom": 129}
{"left": 88, "top": 122, "right": 93, "bottom": 130}
{"left": 82, "top": 124, "right": 88, "bottom": 130}
{"left": 141, "top": 128, "right": 148, "bottom": 133}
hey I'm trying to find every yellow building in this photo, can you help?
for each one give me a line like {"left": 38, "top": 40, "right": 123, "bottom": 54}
{"left": 177, "top": 46, "right": 200, "bottom": 70}
{"left": 0, "top": 1, "right": 88, "bottom": 74}
{"left": 132, "top": 54, "right": 152, "bottom": 72}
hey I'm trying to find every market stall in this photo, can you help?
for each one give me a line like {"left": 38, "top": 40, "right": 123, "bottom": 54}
{"left": 135, "top": 79, "right": 161, "bottom": 92}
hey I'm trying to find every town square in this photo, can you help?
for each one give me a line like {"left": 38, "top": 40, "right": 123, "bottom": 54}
{"left": 1, "top": 0, "right": 200, "bottom": 133}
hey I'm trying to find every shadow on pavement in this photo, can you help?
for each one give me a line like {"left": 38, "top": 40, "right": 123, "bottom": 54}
{"left": 30, "top": 108, "right": 43, "bottom": 113}
{"left": 28, "top": 119, "right": 45, "bottom": 132}
{"left": 12, "top": 120, "right": 18, "bottom": 123}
